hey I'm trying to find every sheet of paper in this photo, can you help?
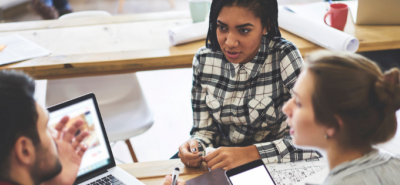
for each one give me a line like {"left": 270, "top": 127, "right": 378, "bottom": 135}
{"left": 278, "top": 0, "right": 322, "bottom": 5}
{"left": 286, "top": 2, "right": 330, "bottom": 24}
{"left": 265, "top": 158, "right": 329, "bottom": 185}
{"left": 278, "top": 6, "right": 359, "bottom": 52}
{"left": 0, "top": 34, "right": 51, "bottom": 65}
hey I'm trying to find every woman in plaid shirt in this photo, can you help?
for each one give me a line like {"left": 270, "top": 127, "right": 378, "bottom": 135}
{"left": 177, "top": 0, "right": 320, "bottom": 170}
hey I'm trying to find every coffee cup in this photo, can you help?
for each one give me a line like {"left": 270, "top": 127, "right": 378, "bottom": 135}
{"left": 189, "top": 0, "right": 211, "bottom": 23}
{"left": 324, "top": 3, "right": 348, "bottom": 31}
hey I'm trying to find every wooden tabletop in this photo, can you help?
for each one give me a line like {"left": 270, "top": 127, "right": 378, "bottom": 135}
{"left": 119, "top": 137, "right": 400, "bottom": 185}
{"left": 1, "top": 11, "right": 400, "bottom": 79}
{"left": 117, "top": 159, "right": 208, "bottom": 185}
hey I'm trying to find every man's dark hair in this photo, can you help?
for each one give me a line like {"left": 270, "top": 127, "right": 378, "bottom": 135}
{"left": 0, "top": 70, "right": 39, "bottom": 178}
{"left": 206, "top": 0, "right": 281, "bottom": 51}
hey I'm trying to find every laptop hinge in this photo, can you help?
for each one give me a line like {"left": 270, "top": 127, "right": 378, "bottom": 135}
{"left": 73, "top": 169, "right": 109, "bottom": 185}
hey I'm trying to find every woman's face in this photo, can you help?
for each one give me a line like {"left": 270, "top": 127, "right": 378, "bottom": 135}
{"left": 282, "top": 70, "right": 329, "bottom": 149}
{"left": 217, "top": 6, "right": 267, "bottom": 64}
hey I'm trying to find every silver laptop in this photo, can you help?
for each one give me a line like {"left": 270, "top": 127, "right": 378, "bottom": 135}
{"left": 357, "top": 0, "right": 400, "bottom": 25}
{"left": 48, "top": 93, "right": 144, "bottom": 185}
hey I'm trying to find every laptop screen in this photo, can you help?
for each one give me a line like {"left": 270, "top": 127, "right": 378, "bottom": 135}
{"left": 48, "top": 94, "right": 115, "bottom": 179}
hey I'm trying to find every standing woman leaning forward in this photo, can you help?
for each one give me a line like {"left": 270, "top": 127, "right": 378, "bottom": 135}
{"left": 177, "top": 0, "right": 320, "bottom": 170}
{"left": 283, "top": 51, "right": 400, "bottom": 184}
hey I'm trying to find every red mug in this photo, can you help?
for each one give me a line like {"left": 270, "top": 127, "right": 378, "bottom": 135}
{"left": 324, "top": 3, "right": 348, "bottom": 31}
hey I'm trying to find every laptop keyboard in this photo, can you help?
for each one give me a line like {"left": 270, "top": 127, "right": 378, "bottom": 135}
{"left": 87, "top": 174, "right": 126, "bottom": 185}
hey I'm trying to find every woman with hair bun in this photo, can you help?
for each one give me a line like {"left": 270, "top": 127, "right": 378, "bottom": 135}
{"left": 283, "top": 50, "right": 400, "bottom": 184}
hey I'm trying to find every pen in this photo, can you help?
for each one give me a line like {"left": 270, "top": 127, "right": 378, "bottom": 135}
{"left": 0, "top": 45, "right": 6, "bottom": 52}
{"left": 171, "top": 167, "right": 180, "bottom": 185}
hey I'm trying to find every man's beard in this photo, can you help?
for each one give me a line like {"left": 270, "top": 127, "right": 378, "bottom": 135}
{"left": 31, "top": 144, "right": 63, "bottom": 184}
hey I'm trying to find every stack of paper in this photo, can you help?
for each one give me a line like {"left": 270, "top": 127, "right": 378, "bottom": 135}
{"left": 0, "top": 34, "right": 51, "bottom": 65}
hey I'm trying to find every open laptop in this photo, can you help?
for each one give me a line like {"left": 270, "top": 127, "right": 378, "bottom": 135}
{"left": 47, "top": 93, "right": 144, "bottom": 185}
{"left": 357, "top": 0, "right": 400, "bottom": 25}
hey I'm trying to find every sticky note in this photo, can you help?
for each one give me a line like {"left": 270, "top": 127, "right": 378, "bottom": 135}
{"left": 0, "top": 45, "right": 6, "bottom": 51}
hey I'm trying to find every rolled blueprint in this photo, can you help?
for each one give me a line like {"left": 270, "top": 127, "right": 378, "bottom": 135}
{"left": 168, "top": 21, "right": 208, "bottom": 46}
{"left": 278, "top": 7, "right": 359, "bottom": 52}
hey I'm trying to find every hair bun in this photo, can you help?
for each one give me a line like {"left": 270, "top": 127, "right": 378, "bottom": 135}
{"left": 375, "top": 68, "right": 400, "bottom": 111}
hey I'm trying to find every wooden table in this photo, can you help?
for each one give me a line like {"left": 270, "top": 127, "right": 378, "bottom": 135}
{"left": 117, "top": 159, "right": 208, "bottom": 185}
{"left": 0, "top": 11, "right": 400, "bottom": 79}
{"left": 116, "top": 138, "right": 400, "bottom": 185}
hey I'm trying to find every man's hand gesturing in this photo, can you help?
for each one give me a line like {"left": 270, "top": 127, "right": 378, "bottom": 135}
{"left": 43, "top": 116, "right": 89, "bottom": 185}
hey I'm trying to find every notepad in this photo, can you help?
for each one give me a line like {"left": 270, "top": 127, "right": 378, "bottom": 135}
{"left": 0, "top": 34, "right": 51, "bottom": 65}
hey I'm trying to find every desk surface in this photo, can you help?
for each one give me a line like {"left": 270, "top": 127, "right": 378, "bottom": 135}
{"left": 117, "top": 159, "right": 208, "bottom": 185}
{"left": 1, "top": 11, "right": 400, "bottom": 79}
{"left": 119, "top": 138, "right": 400, "bottom": 185}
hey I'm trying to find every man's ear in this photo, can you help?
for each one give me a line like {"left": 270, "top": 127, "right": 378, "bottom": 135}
{"left": 13, "top": 137, "right": 36, "bottom": 166}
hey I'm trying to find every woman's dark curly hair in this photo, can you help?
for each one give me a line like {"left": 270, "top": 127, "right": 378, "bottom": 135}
{"left": 206, "top": 0, "right": 281, "bottom": 51}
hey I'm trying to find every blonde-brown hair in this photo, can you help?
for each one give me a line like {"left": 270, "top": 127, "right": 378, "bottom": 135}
{"left": 305, "top": 50, "right": 400, "bottom": 148}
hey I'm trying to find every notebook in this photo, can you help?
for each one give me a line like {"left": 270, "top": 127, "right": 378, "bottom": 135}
{"left": 0, "top": 34, "right": 51, "bottom": 65}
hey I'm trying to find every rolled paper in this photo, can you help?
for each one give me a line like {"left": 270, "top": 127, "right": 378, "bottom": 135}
{"left": 168, "top": 21, "right": 208, "bottom": 46}
{"left": 278, "top": 6, "right": 359, "bottom": 52}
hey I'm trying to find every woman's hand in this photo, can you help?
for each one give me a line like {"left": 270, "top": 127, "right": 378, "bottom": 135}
{"left": 162, "top": 175, "right": 186, "bottom": 185}
{"left": 203, "top": 146, "right": 261, "bottom": 171}
{"left": 178, "top": 139, "right": 203, "bottom": 168}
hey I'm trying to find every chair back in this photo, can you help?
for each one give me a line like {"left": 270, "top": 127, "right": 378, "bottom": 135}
{"left": 46, "top": 74, "right": 154, "bottom": 142}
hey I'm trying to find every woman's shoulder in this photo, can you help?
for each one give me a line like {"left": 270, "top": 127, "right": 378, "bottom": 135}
{"left": 325, "top": 151, "right": 400, "bottom": 185}
{"left": 386, "top": 154, "right": 400, "bottom": 168}
{"left": 195, "top": 45, "right": 223, "bottom": 57}
{"left": 266, "top": 37, "right": 303, "bottom": 68}
{"left": 269, "top": 37, "right": 299, "bottom": 54}
{"left": 193, "top": 46, "right": 224, "bottom": 68}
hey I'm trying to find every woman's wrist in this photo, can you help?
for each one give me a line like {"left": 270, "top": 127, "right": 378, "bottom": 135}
{"left": 244, "top": 145, "right": 261, "bottom": 161}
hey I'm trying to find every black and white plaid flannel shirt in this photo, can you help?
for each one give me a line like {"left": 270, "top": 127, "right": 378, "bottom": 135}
{"left": 190, "top": 36, "right": 320, "bottom": 164}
